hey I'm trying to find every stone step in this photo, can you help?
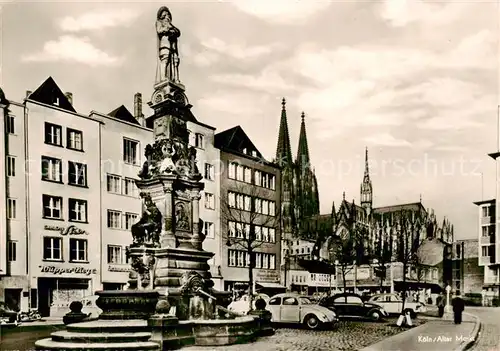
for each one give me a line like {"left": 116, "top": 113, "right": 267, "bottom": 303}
{"left": 66, "top": 319, "right": 149, "bottom": 334}
{"left": 34, "top": 338, "right": 159, "bottom": 350}
{"left": 51, "top": 330, "right": 152, "bottom": 343}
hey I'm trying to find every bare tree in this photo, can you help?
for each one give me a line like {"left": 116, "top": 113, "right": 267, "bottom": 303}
{"left": 220, "top": 181, "right": 279, "bottom": 312}
{"left": 396, "top": 209, "right": 427, "bottom": 313}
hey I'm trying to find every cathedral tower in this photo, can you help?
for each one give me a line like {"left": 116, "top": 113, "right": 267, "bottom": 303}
{"left": 276, "top": 98, "right": 296, "bottom": 242}
{"left": 360, "top": 147, "right": 373, "bottom": 215}
{"left": 295, "top": 112, "right": 320, "bottom": 225}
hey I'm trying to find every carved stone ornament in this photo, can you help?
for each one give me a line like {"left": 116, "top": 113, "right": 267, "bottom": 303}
{"left": 180, "top": 271, "right": 206, "bottom": 295}
{"left": 174, "top": 201, "right": 190, "bottom": 231}
{"left": 131, "top": 193, "right": 162, "bottom": 248}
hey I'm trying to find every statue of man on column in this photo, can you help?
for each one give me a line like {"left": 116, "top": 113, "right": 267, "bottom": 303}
{"left": 156, "top": 6, "right": 181, "bottom": 83}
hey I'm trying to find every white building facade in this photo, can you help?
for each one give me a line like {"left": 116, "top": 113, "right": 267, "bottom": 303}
{"left": 0, "top": 78, "right": 224, "bottom": 314}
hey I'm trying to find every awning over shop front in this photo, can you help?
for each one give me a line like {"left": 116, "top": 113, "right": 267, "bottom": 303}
{"left": 394, "top": 279, "right": 442, "bottom": 293}
{"left": 297, "top": 259, "right": 335, "bottom": 274}
{"left": 256, "top": 282, "right": 286, "bottom": 289}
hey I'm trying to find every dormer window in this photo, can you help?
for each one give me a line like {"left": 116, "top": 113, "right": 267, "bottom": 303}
{"left": 252, "top": 150, "right": 257, "bottom": 157}
{"left": 243, "top": 148, "right": 247, "bottom": 154}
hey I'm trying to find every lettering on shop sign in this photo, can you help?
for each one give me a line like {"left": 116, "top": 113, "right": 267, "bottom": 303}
{"left": 108, "top": 266, "right": 131, "bottom": 273}
{"left": 44, "top": 225, "right": 88, "bottom": 236}
{"left": 256, "top": 271, "right": 279, "bottom": 282}
{"left": 39, "top": 265, "right": 97, "bottom": 276}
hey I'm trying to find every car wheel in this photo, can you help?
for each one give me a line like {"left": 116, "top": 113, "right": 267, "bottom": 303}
{"left": 305, "top": 314, "right": 321, "bottom": 330}
{"left": 369, "top": 310, "right": 381, "bottom": 322}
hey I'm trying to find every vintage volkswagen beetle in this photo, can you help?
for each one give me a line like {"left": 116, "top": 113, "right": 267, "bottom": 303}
{"left": 266, "top": 293, "right": 338, "bottom": 329}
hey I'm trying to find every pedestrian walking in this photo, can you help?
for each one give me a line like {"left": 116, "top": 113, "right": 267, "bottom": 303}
{"left": 437, "top": 293, "right": 445, "bottom": 317}
{"left": 451, "top": 295, "right": 465, "bottom": 324}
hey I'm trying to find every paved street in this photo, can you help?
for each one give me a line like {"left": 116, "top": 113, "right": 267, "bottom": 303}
{"left": 1, "top": 324, "right": 65, "bottom": 351}
{"left": 185, "top": 318, "right": 427, "bottom": 351}
{"left": 0, "top": 318, "right": 424, "bottom": 351}
{"left": 468, "top": 307, "right": 500, "bottom": 351}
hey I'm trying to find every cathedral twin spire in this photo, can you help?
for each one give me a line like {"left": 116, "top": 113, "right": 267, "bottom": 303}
{"left": 275, "top": 98, "right": 311, "bottom": 169}
{"left": 276, "top": 98, "right": 320, "bottom": 236}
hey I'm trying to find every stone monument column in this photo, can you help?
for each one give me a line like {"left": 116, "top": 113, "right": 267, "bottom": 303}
{"left": 190, "top": 190, "right": 203, "bottom": 250}
{"left": 161, "top": 182, "right": 176, "bottom": 248}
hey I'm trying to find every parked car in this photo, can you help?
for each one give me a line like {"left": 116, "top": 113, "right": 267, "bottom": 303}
{"left": 266, "top": 293, "right": 338, "bottom": 330}
{"left": 368, "top": 293, "right": 426, "bottom": 318}
{"left": 0, "top": 302, "right": 18, "bottom": 324}
{"left": 319, "top": 293, "right": 388, "bottom": 321}
{"left": 228, "top": 293, "right": 270, "bottom": 315}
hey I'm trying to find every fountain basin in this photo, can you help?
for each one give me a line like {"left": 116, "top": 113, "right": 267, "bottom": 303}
{"left": 95, "top": 290, "right": 159, "bottom": 320}
{"left": 149, "top": 315, "right": 259, "bottom": 349}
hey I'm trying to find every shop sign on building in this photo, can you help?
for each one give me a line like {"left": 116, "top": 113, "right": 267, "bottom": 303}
{"left": 39, "top": 265, "right": 97, "bottom": 276}
{"left": 108, "top": 265, "right": 130, "bottom": 273}
{"left": 345, "top": 266, "right": 371, "bottom": 280}
{"left": 44, "top": 224, "right": 88, "bottom": 236}
{"left": 256, "top": 270, "right": 279, "bottom": 282}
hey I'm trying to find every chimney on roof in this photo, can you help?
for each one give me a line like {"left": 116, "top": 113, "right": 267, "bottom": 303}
{"left": 65, "top": 92, "right": 73, "bottom": 105}
{"left": 26, "top": 90, "right": 32, "bottom": 99}
{"left": 134, "top": 92, "right": 145, "bottom": 126}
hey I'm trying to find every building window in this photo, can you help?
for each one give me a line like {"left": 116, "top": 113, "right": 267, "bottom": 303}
{"left": 7, "top": 241, "right": 16, "bottom": 262}
{"left": 255, "top": 198, "right": 275, "bottom": 216}
{"left": 7, "top": 198, "right": 16, "bottom": 219}
{"left": 244, "top": 167, "right": 252, "bottom": 183}
{"left": 482, "top": 206, "right": 493, "bottom": 217}
{"left": 7, "top": 156, "right": 15, "bottom": 177}
{"left": 204, "top": 193, "right": 215, "bottom": 210}
{"left": 107, "top": 210, "right": 122, "bottom": 229}
{"left": 43, "top": 237, "right": 62, "bottom": 260}
{"left": 228, "top": 162, "right": 237, "bottom": 179}
{"left": 228, "top": 192, "right": 251, "bottom": 211}
{"left": 41, "top": 156, "right": 62, "bottom": 182}
{"left": 123, "top": 138, "right": 139, "bottom": 165}
{"left": 70, "top": 239, "right": 88, "bottom": 262}
{"left": 69, "top": 198, "right": 87, "bottom": 222}
{"left": 228, "top": 250, "right": 236, "bottom": 267}
{"left": 195, "top": 133, "right": 204, "bottom": 149}
{"left": 68, "top": 161, "right": 87, "bottom": 187}
{"left": 44, "top": 122, "right": 62, "bottom": 146}
{"left": 125, "top": 213, "right": 138, "bottom": 230}
{"left": 67, "top": 128, "right": 83, "bottom": 151}
{"left": 107, "top": 245, "right": 123, "bottom": 264}
{"left": 204, "top": 163, "right": 214, "bottom": 181}
{"left": 107, "top": 174, "right": 121, "bottom": 194}
{"left": 123, "top": 178, "right": 137, "bottom": 196}
{"left": 43, "top": 195, "right": 62, "bottom": 219}
{"left": 482, "top": 246, "right": 489, "bottom": 257}
{"left": 254, "top": 171, "right": 276, "bottom": 190}
{"left": 7, "top": 114, "right": 15, "bottom": 134}
{"left": 235, "top": 165, "right": 245, "bottom": 182}
{"left": 204, "top": 221, "right": 215, "bottom": 238}
{"left": 456, "top": 244, "right": 461, "bottom": 257}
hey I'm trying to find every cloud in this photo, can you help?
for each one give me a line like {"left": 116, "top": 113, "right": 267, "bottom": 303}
{"left": 22, "top": 36, "right": 122, "bottom": 66}
{"left": 58, "top": 8, "right": 140, "bottom": 32}
{"left": 210, "top": 67, "right": 295, "bottom": 92}
{"left": 198, "top": 91, "right": 265, "bottom": 115}
{"left": 363, "top": 133, "right": 412, "bottom": 147}
{"left": 201, "top": 37, "right": 281, "bottom": 60}
{"left": 378, "top": 0, "right": 466, "bottom": 28}
{"left": 229, "top": 0, "right": 330, "bottom": 24}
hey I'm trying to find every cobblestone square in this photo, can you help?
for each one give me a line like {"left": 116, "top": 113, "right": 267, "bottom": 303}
{"left": 185, "top": 318, "right": 427, "bottom": 351}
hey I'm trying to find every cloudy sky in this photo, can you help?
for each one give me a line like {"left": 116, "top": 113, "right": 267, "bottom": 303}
{"left": 1, "top": 1, "right": 499, "bottom": 239}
